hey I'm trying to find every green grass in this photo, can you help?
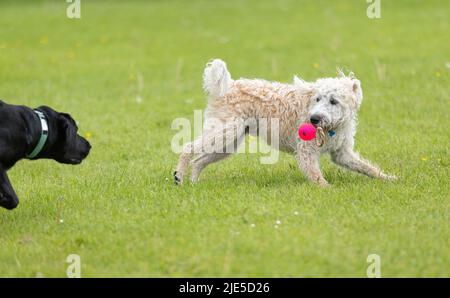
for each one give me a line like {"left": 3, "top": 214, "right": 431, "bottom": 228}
{"left": 0, "top": 0, "right": 448, "bottom": 277}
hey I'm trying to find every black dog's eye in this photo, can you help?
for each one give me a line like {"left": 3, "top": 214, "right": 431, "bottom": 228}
{"left": 330, "top": 98, "right": 338, "bottom": 105}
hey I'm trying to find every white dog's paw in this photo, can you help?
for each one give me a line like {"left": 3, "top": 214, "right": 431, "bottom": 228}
{"left": 173, "top": 171, "right": 183, "bottom": 185}
{"left": 189, "top": 178, "right": 199, "bottom": 184}
{"left": 314, "top": 177, "right": 329, "bottom": 187}
{"left": 380, "top": 173, "right": 397, "bottom": 181}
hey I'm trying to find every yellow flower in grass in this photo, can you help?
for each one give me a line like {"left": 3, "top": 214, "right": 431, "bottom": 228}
{"left": 39, "top": 36, "right": 48, "bottom": 45}
{"left": 85, "top": 132, "right": 93, "bottom": 139}
{"left": 313, "top": 62, "right": 320, "bottom": 69}
{"left": 421, "top": 156, "right": 427, "bottom": 161}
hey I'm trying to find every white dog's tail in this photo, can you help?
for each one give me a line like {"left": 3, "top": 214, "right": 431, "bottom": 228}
{"left": 203, "top": 59, "right": 232, "bottom": 98}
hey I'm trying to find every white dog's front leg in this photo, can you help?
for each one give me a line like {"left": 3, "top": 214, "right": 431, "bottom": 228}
{"left": 295, "top": 144, "right": 328, "bottom": 186}
{"left": 331, "top": 149, "right": 396, "bottom": 180}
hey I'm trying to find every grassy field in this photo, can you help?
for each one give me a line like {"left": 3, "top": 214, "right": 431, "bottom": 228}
{"left": 0, "top": 0, "right": 448, "bottom": 277}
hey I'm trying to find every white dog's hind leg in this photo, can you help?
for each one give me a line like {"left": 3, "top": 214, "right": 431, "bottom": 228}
{"left": 174, "top": 141, "right": 197, "bottom": 185}
{"left": 190, "top": 153, "right": 231, "bottom": 183}
{"left": 331, "top": 149, "right": 396, "bottom": 180}
{"left": 190, "top": 121, "right": 245, "bottom": 183}
{"left": 174, "top": 135, "right": 212, "bottom": 184}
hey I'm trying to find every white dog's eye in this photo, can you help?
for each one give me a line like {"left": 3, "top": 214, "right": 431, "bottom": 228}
{"left": 316, "top": 97, "right": 321, "bottom": 102}
{"left": 330, "top": 98, "right": 338, "bottom": 105}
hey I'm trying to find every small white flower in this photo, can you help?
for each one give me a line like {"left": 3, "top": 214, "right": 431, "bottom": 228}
{"left": 250, "top": 223, "right": 256, "bottom": 228}
{"left": 294, "top": 211, "right": 299, "bottom": 216}
{"left": 59, "top": 219, "right": 64, "bottom": 223}
{"left": 275, "top": 220, "right": 281, "bottom": 225}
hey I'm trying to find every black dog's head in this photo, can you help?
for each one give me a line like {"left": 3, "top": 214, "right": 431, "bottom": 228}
{"left": 37, "top": 106, "right": 91, "bottom": 165}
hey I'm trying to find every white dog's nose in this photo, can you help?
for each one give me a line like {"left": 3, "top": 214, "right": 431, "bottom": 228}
{"left": 310, "top": 115, "right": 321, "bottom": 125}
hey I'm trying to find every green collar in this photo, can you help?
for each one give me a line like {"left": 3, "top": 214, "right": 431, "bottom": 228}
{"left": 27, "top": 110, "right": 49, "bottom": 159}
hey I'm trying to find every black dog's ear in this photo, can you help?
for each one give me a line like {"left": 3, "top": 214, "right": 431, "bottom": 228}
{"left": 59, "top": 113, "right": 76, "bottom": 125}
{"left": 58, "top": 113, "right": 78, "bottom": 141}
{"left": 59, "top": 113, "right": 78, "bottom": 128}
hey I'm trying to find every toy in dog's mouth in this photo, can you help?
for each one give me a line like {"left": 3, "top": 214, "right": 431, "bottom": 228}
{"left": 298, "top": 123, "right": 317, "bottom": 141}
{"left": 298, "top": 123, "right": 335, "bottom": 147}
{"left": 309, "top": 121, "right": 336, "bottom": 136}
{"left": 310, "top": 121, "right": 328, "bottom": 130}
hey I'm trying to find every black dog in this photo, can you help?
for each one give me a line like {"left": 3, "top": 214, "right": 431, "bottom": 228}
{"left": 0, "top": 100, "right": 91, "bottom": 210}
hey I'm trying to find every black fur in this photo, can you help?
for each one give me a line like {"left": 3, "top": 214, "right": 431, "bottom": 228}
{"left": 0, "top": 100, "right": 91, "bottom": 210}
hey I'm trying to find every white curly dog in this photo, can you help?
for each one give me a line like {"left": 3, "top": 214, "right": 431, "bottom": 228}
{"left": 174, "top": 59, "right": 396, "bottom": 186}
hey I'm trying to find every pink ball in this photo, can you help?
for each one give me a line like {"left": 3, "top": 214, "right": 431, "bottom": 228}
{"left": 298, "top": 123, "right": 317, "bottom": 141}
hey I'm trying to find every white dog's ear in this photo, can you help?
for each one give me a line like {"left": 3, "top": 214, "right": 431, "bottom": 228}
{"left": 293, "top": 75, "right": 311, "bottom": 90}
{"left": 351, "top": 78, "right": 363, "bottom": 107}
{"left": 337, "top": 68, "right": 345, "bottom": 78}
{"left": 293, "top": 75, "right": 304, "bottom": 85}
